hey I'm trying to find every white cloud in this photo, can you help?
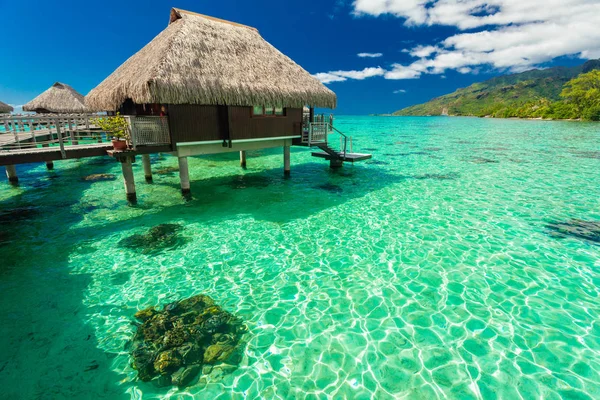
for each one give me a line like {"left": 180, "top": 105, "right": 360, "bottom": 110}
{"left": 315, "top": 0, "right": 600, "bottom": 82}
{"left": 409, "top": 45, "right": 439, "bottom": 58}
{"left": 393, "top": 89, "right": 407, "bottom": 94}
{"left": 313, "top": 73, "right": 349, "bottom": 84}
{"left": 314, "top": 67, "right": 386, "bottom": 84}
{"left": 385, "top": 62, "right": 425, "bottom": 79}
{"left": 353, "top": 0, "right": 429, "bottom": 25}
{"left": 358, "top": 52, "right": 383, "bottom": 58}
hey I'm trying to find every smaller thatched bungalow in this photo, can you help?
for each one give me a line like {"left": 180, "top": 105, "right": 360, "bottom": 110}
{"left": 23, "top": 82, "right": 88, "bottom": 113}
{"left": 0, "top": 101, "right": 13, "bottom": 114}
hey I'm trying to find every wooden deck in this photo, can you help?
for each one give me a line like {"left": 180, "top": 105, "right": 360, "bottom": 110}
{"left": 0, "top": 114, "right": 173, "bottom": 166}
{"left": 311, "top": 151, "right": 373, "bottom": 162}
{"left": 0, "top": 143, "right": 173, "bottom": 166}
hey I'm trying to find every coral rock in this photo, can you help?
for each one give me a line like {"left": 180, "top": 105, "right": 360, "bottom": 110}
{"left": 129, "top": 294, "right": 246, "bottom": 387}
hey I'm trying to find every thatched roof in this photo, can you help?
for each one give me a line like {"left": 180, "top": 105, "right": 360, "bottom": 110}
{"left": 86, "top": 8, "right": 337, "bottom": 111}
{"left": 23, "top": 82, "right": 88, "bottom": 113}
{"left": 0, "top": 101, "right": 13, "bottom": 113}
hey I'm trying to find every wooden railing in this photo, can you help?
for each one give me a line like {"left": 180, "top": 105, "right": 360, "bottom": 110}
{"left": 304, "top": 121, "right": 354, "bottom": 159}
{"left": 307, "top": 122, "right": 329, "bottom": 146}
{"left": 127, "top": 116, "right": 171, "bottom": 149}
{"left": 0, "top": 114, "right": 105, "bottom": 157}
{"left": 0, "top": 114, "right": 173, "bottom": 155}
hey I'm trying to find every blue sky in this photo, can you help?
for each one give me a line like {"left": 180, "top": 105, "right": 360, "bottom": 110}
{"left": 1, "top": 0, "right": 598, "bottom": 115}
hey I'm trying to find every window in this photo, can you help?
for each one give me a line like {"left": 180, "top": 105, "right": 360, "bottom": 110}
{"left": 252, "top": 106, "right": 286, "bottom": 117}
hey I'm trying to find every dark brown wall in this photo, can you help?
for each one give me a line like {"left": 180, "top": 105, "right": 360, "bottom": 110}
{"left": 167, "top": 105, "right": 302, "bottom": 143}
{"left": 228, "top": 107, "right": 302, "bottom": 140}
{"left": 168, "top": 105, "right": 222, "bottom": 143}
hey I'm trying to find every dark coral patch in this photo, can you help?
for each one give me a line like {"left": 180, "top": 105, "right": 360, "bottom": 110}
{"left": 412, "top": 173, "right": 459, "bottom": 181}
{"left": 120, "top": 224, "right": 187, "bottom": 253}
{"left": 0, "top": 206, "right": 39, "bottom": 224}
{"left": 465, "top": 157, "right": 499, "bottom": 164}
{"left": 546, "top": 219, "right": 600, "bottom": 244}
{"left": 227, "top": 175, "right": 274, "bottom": 189}
{"left": 81, "top": 174, "right": 116, "bottom": 182}
{"left": 155, "top": 167, "right": 179, "bottom": 175}
{"left": 569, "top": 151, "right": 600, "bottom": 159}
{"left": 130, "top": 294, "right": 247, "bottom": 387}
{"left": 316, "top": 183, "right": 343, "bottom": 193}
{"left": 366, "top": 160, "right": 389, "bottom": 166}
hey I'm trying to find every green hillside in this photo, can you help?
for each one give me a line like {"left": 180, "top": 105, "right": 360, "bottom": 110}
{"left": 394, "top": 60, "right": 600, "bottom": 119}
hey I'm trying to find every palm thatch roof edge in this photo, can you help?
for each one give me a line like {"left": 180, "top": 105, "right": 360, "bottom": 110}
{"left": 86, "top": 8, "right": 337, "bottom": 111}
{"left": 23, "top": 82, "right": 89, "bottom": 113}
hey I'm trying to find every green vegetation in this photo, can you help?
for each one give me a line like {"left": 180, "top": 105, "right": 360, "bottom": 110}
{"left": 394, "top": 60, "right": 600, "bottom": 121}
{"left": 92, "top": 112, "right": 130, "bottom": 140}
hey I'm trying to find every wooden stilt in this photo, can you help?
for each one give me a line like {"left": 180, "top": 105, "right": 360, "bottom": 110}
{"left": 42, "top": 144, "right": 54, "bottom": 170}
{"left": 330, "top": 159, "right": 343, "bottom": 169}
{"left": 5, "top": 165, "right": 18, "bottom": 185}
{"left": 120, "top": 156, "right": 137, "bottom": 202}
{"left": 283, "top": 145, "right": 291, "bottom": 176}
{"left": 240, "top": 151, "right": 247, "bottom": 168}
{"left": 178, "top": 157, "right": 191, "bottom": 195}
{"left": 142, "top": 154, "right": 153, "bottom": 183}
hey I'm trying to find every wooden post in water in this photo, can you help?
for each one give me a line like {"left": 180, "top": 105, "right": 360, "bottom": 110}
{"left": 178, "top": 157, "right": 191, "bottom": 195}
{"left": 240, "top": 151, "right": 247, "bottom": 168}
{"left": 120, "top": 155, "right": 137, "bottom": 202}
{"left": 67, "top": 117, "right": 78, "bottom": 145}
{"left": 5, "top": 165, "right": 18, "bottom": 185}
{"left": 283, "top": 145, "right": 291, "bottom": 176}
{"left": 29, "top": 120, "right": 37, "bottom": 145}
{"left": 330, "top": 159, "right": 343, "bottom": 169}
{"left": 10, "top": 121, "right": 21, "bottom": 149}
{"left": 55, "top": 118, "right": 66, "bottom": 159}
{"left": 42, "top": 144, "right": 54, "bottom": 170}
{"left": 142, "top": 154, "right": 153, "bottom": 183}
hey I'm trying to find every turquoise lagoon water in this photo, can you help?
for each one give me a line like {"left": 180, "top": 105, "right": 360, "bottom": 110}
{"left": 0, "top": 116, "right": 599, "bottom": 399}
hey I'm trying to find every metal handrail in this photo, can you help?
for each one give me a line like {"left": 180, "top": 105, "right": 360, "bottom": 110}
{"left": 330, "top": 123, "right": 350, "bottom": 158}
{"left": 304, "top": 121, "right": 352, "bottom": 159}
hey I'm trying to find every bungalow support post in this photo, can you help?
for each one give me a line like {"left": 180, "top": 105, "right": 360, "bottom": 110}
{"left": 240, "top": 151, "right": 246, "bottom": 168}
{"left": 5, "top": 165, "right": 18, "bottom": 185}
{"left": 330, "top": 159, "right": 343, "bottom": 169}
{"left": 120, "top": 155, "right": 137, "bottom": 202}
{"left": 178, "top": 157, "right": 191, "bottom": 195}
{"left": 42, "top": 144, "right": 54, "bottom": 170}
{"left": 142, "top": 154, "right": 153, "bottom": 183}
{"left": 284, "top": 145, "right": 291, "bottom": 176}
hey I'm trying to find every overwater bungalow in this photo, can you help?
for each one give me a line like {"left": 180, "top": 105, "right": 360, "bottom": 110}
{"left": 86, "top": 8, "right": 370, "bottom": 198}
{"left": 0, "top": 101, "right": 13, "bottom": 114}
{"left": 23, "top": 82, "right": 88, "bottom": 113}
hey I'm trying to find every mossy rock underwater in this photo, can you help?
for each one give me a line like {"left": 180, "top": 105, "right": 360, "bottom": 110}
{"left": 130, "top": 294, "right": 247, "bottom": 387}
{"left": 119, "top": 224, "right": 187, "bottom": 253}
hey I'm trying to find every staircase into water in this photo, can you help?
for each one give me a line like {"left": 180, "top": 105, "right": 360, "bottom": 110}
{"left": 300, "top": 122, "right": 372, "bottom": 168}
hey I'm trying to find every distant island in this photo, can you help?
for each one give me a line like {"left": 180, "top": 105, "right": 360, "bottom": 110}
{"left": 393, "top": 59, "right": 600, "bottom": 121}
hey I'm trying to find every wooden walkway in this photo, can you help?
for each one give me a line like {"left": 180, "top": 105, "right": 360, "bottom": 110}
{"left": 0, "top": 126, "right": 100, "bottom": 146}
{"left": 0, "top": 114, "right": 173, "bottom": 167}
{"left": 0, "top": 143, "right": 113, "bottom": 166}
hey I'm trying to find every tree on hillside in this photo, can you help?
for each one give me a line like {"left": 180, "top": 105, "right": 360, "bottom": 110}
{"left": 561, "top": 70, "right": 600, "bottom": 120}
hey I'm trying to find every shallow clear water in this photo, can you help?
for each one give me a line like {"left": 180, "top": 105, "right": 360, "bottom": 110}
{"left": 1, "top": 116, "right": 599, "bottom": 399}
